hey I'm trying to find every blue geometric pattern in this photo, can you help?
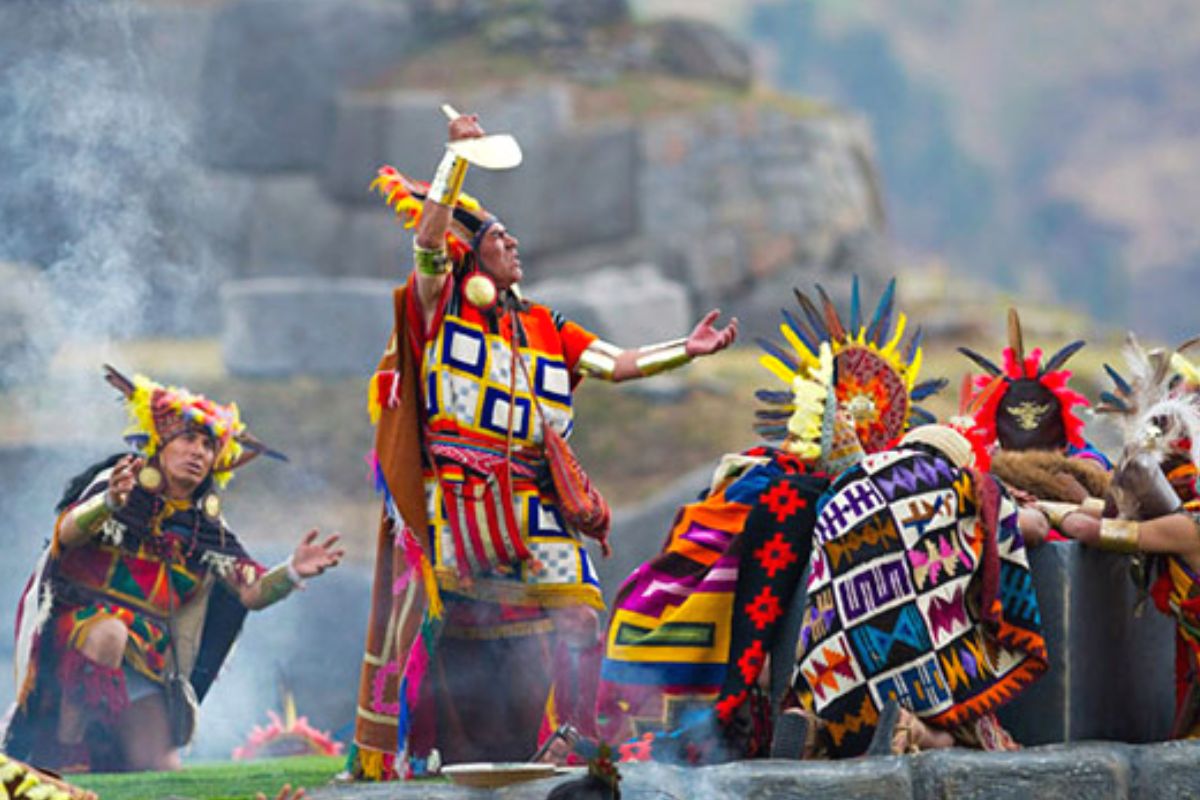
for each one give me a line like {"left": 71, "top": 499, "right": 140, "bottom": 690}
{"left": 478, "top": 385, "right": 531, "bottom": 440}
{"left": 441, "top": 321, "right": 487, "bottom": 376}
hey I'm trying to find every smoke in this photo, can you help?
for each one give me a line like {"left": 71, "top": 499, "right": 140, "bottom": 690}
{"left": 0, "top": 0, "right": 240, "bottom": 746}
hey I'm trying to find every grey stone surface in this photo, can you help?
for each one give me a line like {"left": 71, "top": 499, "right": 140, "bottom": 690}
{"left": 911, "top": 744, "right": 1130, "bottom": 800}
{"left": 997, "top": 542, "right": 1175, "bottom": 745}
{"left": 1130, "top": 738, "right": 1200, "bottom": 799}
{"left": 321, "top": 87, "right": 574, "bottom": 206}
{"left": 650, "top": 18, "right": 754, "bottom": 88}
{"left": 307, "top": 742, "right": 1200, "bottom": 799}
{"left": 525, "top": 263, "right": 692, "bottom": 347}
{"left": 244, "top": 174, "right": 348, "bottom": 276}
{"left": 221, "top": 277, "right": 394, "bottom": 376}
{"left": 197, "top": 0, "right": 414, "bottom": 171}
{"left": 469, "top": 120, "right": 638, "bottom": 259}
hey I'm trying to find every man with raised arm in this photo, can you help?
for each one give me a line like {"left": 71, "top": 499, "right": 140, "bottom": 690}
{"left": 350, "top": 110, "right": 737, "bottom": 778}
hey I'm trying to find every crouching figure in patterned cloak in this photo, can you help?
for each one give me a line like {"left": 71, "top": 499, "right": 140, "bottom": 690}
{"left": 597, "top": 278, "right": 957, "bottom": 762}
{"left": 2, "top": 367, "right": 344, "bottom": 773}
{"left": 786, "top": 420, "right": 1049, "bottom": 757}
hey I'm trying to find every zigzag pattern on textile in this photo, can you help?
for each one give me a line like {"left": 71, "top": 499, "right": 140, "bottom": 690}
{"left": 925, "top": 586, "right": 969, "bottom": 641}
{"left": 928, "top": 656, "right": 1046, "bottom": 729}
{"left": 873, "top": 456, "right": 957, "bottom": 502}
{"left": 825, "top": 693, "right": 880, "bottom": 748}
{"left": 825, "top": 516, "right": 899, "bottom": 571}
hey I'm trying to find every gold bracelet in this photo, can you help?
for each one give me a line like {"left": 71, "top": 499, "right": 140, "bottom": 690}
{"left": 72, "top": 492, "right": 113, "bottom": 536}
{"left": 1035, "top": 501, "right": 1074, "bottom": 529}
{"left": 1097, "top": 518, "right": 1140, "bottom": 553}
{"left": 576, "top": 339, "right": 623, "bottom": 380}
{"left": 414, "top": 242, "right": 451, "bottom": 276}
{"left": 635, "top": 338, "right": 692, "bottom": 377}
{"left": 429, "top": 149, "right": 468, "bottom": 207}
{"left": 255, "top": 564, "right": 298, "bottom": 607}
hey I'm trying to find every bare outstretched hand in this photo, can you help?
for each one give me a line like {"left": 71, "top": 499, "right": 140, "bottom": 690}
{"left": 685, "top": 309, "right": 739, "bottom": 357}
{"left": 291, "top": 530, "right": 345, "bottom": 578}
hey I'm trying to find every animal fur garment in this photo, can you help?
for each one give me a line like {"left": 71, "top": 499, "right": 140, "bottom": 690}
{"left": 989, "top": 450, "right": 1111, "bottom": 503}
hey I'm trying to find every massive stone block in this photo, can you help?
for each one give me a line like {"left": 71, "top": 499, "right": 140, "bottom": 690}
{"left": 997, "top": 541, "right": 1176, "bottom": 745}
{"left": 910, "top": 745, "right": 1130, "bottom": 800}
{"left": 221, "top": 277, "right": 393, "bottom": 376}
{"left": 321, "top": 86, "right": 573, "bottom": 205}
{"left": 525, "top": 263, "right": 692, "bottom": 347}
{"left": 196, "top": 0, "right": 414, "bottom": 172}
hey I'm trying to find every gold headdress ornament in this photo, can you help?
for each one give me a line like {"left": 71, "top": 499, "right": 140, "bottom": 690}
{"left": 755, "top": 276, "right": 946, "bottom": 466}
{"left": 103, "top": 365, "right": 285, "bottom": 488}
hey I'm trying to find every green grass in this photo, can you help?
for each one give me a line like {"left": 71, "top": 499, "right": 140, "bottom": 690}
{"left": 68, "top": 756, "right": 344, "bottom": 800}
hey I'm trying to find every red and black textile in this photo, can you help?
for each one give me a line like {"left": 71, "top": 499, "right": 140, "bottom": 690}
{"left": 713, "top": 467, "right": 829, "bottom": 756}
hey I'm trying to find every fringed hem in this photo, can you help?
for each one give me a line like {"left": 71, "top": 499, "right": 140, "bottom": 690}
{"left": 346, "top": 743, "right": 399, "bottom": 782}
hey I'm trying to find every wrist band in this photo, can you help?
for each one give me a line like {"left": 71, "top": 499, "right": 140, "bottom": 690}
{"left": 1097, "top": 518, "right": 1140, "bottom": 553}
{"left": 73, "top": 492, "right": 113, "bottom": 536}
{"left": 285, "top": 555, "right": 307, "bottom": 589}
{"left": 257, "top": 562, "right": 300, "bottom": 607}
{"left": 635, "top": 338, "right": 692, "bottom": 377}
{"left": 429, "top": 148, "right": 468, "bottom": 207}
{"left": 414, "top": 242, "right": 451, "bottom": 276}
{"left": 1036, "top": 501, "right": 1077, "bottom": 529}
{"left": 576, "top": 339, "right": 623, "bottom": 380}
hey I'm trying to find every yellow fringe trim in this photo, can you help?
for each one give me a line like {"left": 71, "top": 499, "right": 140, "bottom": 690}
{"left": 421, "top": 555, "right": 443, "bottom": 620}
{"left": 544, "top": 686, "right": 559, "bottom": 731}
{"left": 368, "top": 372, "right": 382, "bottom": 426}
{"left": 354, "top": 748, "right": 388, "bottom": 781}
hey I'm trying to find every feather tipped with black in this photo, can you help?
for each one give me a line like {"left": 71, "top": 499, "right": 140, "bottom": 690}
{"left": 957, "top": 346, "right": 1003, "bottom": 376}
{"left": 816, "top": 284, "right": 847, "bottom": 342}
{"left": 755, "top": 409, "right": 795, "bottom": 421}
{"left": 1007, "top": 308, "right": 1025, "bottom": 366}
{"left": 781, "top": 308, "right": 819, "bottom": 354}
{"left": 754, "top": 423, "right": 789, "bottom": 440}
{"left": 908, "top": 406, "right": 938, "bottom": 426}
{"left": 756, "top": 337, "right": 802, "bottom": 373}
{"left": 103, "top": 363, "right": 136, "bottom": 399}
{"left": 849, "top": 275, "right": 862, "bottom": 333}
{"left": 866, "top": 278, "right": 896, "bottom": 346}
{"left": 1103, "top": 363, "right": 1133, "bottom": 397}
{"left": 793, "top": 289, "right": 830, "bottom": 341}
{"left": 903, "top": 326, "right": 925, "bottom": 365}
{"left": 1042, "top": 340, "right": 1086, "bottom": 375}
{"left": 1096, "top": 391, "right": 1131, "bottom": 414}
{"left": 755, "top": 389, "right": 795, "bottom": 405}
{"left": 910, "top": 378, "right": 948, "bottom": 401}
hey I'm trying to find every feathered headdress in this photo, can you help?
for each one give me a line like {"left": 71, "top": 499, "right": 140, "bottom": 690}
{"left": 958, "top": 308, "right": 1088, "bottom": 452}
{"left": 755, "top": 277, "right": 946, "bottom": 465}
{"left": 368, "top": 165, "right": 498, "bottom": 265}
{"left": 1096, "top": 334, "right": 1200, "bottom": 467}
{"left": 103, "top": 365, "right": 284, "bottom": 488}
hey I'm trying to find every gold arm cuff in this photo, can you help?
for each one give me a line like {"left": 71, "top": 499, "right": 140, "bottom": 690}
{"left": 256, "top": 563, "right": 298, "bottom": 607}
{"left": 1080, "top": 497, "right": 1106, "bottom": 517}
{"left": 1036, "top": 501, "right": 1078, "bottom": 529}
{"left": 429, "top": 149, "right": 468, "bottom": 207}
{"left": 1098, "top": 518, "right": 1141, "bottom": 553}
{"left": 72, "top": 492, "right": 113, "bottom": 536}
{"left": 577, "top": 343, "right": 620, "bottom": 380}
{"left": 414, "top": 242, "right": 451, "bottom": 276}
{"left": 635, "top": 338, "right": 692, "bottom": 377}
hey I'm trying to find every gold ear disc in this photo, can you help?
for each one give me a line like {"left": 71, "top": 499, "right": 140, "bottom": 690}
{"left": 137, "top": 465, "right": 163, "bottom": 493}
{"left": 202, "top": 492, "right": 221, "bottom": 520}
{"left": 464, "top": 272, "right": 498, "bottom": 310}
